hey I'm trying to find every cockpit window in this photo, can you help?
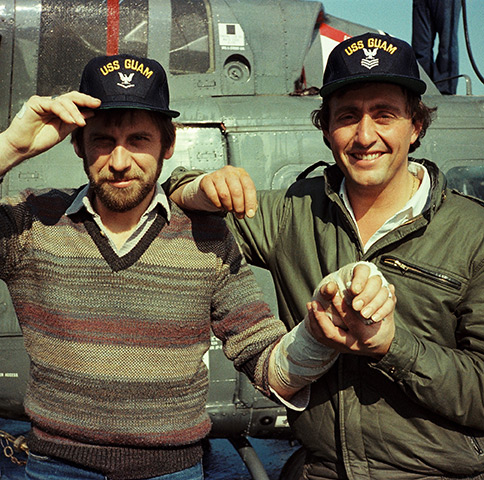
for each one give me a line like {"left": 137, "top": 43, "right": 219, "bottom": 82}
{"left": 170, "top": 0, "right": 213, "bottom": 74}
{"left": 37, "top": 0, "right": 148, "bottom": 96}
{"left": 446, "top": 165, "right": 484, "bottom": 201}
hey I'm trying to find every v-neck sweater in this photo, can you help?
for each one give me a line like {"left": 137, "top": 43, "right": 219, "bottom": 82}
{"left": 0, "top": 187, "right": 286, "bottom": 479}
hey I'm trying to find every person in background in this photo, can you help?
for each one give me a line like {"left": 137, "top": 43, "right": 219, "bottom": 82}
{"left": 412, "top": 0, "right": 462, "bottom": 94}
{"left": 170, "top": 33, "right": 484, "bottom": 479}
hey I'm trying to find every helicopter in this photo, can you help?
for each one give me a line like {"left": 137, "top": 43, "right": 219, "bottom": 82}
{"left": 0, "top": 1, "right": 483, "bottom": 479}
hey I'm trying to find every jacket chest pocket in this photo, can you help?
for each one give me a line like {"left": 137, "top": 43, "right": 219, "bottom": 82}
{"left": 380, "top": 256, "right": 462, "bottom": 291}
{"left": 379, "top": 256, "right": 464, "bottom": 341}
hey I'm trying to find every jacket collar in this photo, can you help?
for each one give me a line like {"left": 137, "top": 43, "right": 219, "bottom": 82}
{"left": 323, "top": 158, "right": 447, "bottom": 217}
{"left": 409, "top": 158, "right": 447, "bottom": 215}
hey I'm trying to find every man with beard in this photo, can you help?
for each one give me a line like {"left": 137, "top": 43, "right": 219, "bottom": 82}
{"left": 0, "top": 53, "right": 395, "bottom": 480}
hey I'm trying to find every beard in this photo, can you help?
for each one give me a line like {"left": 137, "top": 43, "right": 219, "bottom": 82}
{"left": 85, "top": 159, "right": 163, "bottom": 213}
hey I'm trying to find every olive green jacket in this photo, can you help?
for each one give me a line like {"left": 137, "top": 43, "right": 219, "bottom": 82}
{"left": 168, "top": 159, "right": 484, "bottom": 478}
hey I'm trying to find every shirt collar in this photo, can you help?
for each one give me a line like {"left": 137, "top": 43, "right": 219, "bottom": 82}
{"left": 407, "top": 161, "right": 431, "bottom": 214}
{"left": 64, "top": 182, "right": 171, "bottom": 220}
{"left": 339, "top": 161, "right": 430, "bottom": 218}
{"left": 339, "top": 162, "right": 431, "bottom": 252}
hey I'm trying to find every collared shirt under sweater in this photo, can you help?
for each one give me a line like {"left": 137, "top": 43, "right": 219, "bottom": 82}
{"left": 0, "top": 184, "right": 286, "bottom": 479}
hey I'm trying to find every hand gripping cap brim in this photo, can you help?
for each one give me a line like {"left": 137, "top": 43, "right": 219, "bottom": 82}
{"left": 79, "top": 54, "right": 180, "bottom": 117}
{"left": 320, "top": 33, "right": 427, "bottom": 98}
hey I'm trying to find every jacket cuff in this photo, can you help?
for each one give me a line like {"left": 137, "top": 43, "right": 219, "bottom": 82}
{"left": 371, "top": 325, "right": 418, "bottom": 381}
{"left": 161, "top": 166, "right": 205, "bottom": 195}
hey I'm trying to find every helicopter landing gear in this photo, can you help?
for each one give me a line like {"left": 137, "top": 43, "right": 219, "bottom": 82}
{"left": 229, "top": 436, "right": 270, "bottom": 480}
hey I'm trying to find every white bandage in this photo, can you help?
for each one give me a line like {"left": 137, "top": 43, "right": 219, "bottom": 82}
{"left": 179, "top": 174, "right": 222, "bottom": 212}
{"left": 272, "top": 318, "right": 338, "bottom": 391}
{"left": 16, "top": 103, "right": 27, "bottom": 119}
{"left": 271, "top": 262, "right": 390, "bottom": 391}
{"left": 313, "top": 261, "right": 390, "bottom": 327}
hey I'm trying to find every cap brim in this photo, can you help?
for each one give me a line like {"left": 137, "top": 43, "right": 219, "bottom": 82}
{"left": 320, "top": 74, "right": 427, "bottom": 97}
{"left": 98, "top": 102, "right": 180, "bottom": 118}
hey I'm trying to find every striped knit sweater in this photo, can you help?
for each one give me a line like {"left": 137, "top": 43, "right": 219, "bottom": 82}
{"left": 0, "top": 187, "right": 286, "bottom": 479}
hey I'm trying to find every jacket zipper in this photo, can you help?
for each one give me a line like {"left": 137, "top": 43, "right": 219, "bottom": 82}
{"left": 381, "top": 257, "right": 462, "bottom": 290}
{"left": 470, "top": 436, "right": 484, "bottom": 455}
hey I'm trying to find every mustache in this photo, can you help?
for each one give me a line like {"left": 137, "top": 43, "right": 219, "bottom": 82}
{"left": 97, "top": 174, "right": 141, "bottom": 182}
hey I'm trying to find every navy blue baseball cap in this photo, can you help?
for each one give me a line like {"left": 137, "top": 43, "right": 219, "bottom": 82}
{"left": 320, "top": 33, "right": 427, "bottom": 97}
{"left": 79, "top": 54, "right": 180, "bottom": 117}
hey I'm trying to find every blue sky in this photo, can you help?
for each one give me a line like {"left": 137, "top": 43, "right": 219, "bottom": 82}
{"left": 317, "top": 0, "right": 484, "bottom": 96}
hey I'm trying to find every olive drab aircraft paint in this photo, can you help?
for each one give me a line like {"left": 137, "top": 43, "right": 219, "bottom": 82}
{"left": 0, "top": 1, "right": 483, "bottom": 478}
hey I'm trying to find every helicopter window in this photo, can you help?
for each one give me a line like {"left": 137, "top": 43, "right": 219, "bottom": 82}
{"left": 37, "top": 0, "right": 148, "bottom": 96}
{"left": 446, "top": 165, "right": 484, "bottom": 201}
{"left": 170, "top": 0, "right": 212, "bottom": 75}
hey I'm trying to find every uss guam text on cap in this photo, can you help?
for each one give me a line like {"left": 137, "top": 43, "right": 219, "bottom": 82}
{"left": 320, "top": 32, "right": 427, "bottom": 98}
{"left": 79, "top": 54, "right": 180, "bottom": 117}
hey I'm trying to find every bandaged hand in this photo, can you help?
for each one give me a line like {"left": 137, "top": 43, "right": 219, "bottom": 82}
{"left": 313, "top": 261, "right": 392, "bottom": 329}
{"left": 305, "top": 262, "right": 396, "bottom": 358}
{"left": 269, "top": 262, "right": 395, "bottom": 397}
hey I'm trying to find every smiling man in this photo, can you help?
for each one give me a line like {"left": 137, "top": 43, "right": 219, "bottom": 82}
{"left": 170, "top": 33, "right": 484, "bottom": 479}
{"left": 0, "top": 54, "right": 393, "bottom": 480}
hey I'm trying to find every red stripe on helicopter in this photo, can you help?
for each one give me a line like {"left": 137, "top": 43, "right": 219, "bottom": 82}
{"left": 107, "top": 0, "right": 120, "bottom": 55}
{"left": 319, "top": 23, "right": 351, "bottom": 42}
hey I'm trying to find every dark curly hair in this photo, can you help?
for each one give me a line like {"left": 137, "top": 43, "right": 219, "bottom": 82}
{"left": 311, "top": 83, "right": 437, "bottom": 153}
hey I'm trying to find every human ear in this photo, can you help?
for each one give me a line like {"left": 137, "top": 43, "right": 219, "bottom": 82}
{"left": 163, "top": 137, "right": 176, "bottom": 160}
{"left": 322, "top": 129, "right": 333, "bottom": 150}
{"left": 410, "top": 120, "right": 423, "bottom": 145}
{"left": 72, "top": 137, "right": 84, "bottom": 159}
